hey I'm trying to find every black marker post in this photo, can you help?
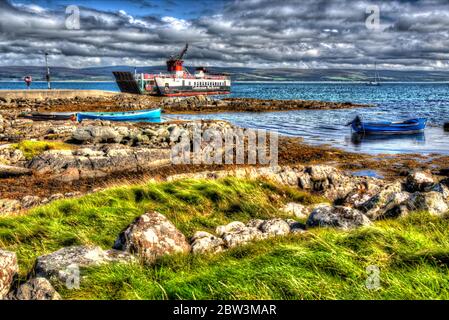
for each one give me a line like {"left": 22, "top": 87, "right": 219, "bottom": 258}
{"left": 45, "top": 52, "right": 51, "bottom": 90}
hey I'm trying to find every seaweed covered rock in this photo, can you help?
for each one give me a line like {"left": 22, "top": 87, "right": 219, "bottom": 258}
{"left": 114, "top": 211, "right": 190, "bottom": 264}
{"left": 405, "top": 171, "right": 435, "bottom": 192}
{"left": 0, "top": 249, "right": 18, "bottom": 299}
{"left": 306, "top": 204, "right": 371, "bottom": 230}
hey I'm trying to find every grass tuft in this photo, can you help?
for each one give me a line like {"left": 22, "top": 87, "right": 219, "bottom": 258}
{"left": 12, "top": 140, "right": 73, "bottom": 160}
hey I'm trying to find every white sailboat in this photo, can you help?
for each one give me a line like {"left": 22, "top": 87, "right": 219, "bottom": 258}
{"left": 367, "top": 62, "right": 381, "bottom": 86}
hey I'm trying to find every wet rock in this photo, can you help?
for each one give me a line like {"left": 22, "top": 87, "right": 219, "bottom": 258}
{"left": 306, "top": 204, "right": 371, "bottom": 230}
{"left": 406, "top": 171, "right": 435, "bottom": 192}
{"left": 113, "top": 211, "right": 190, "bottom": 264}
{"left": 407, "top": 191, "right": 449, "bottom": 216}
{"left": 0, "top": 249, "right": 18, "bottom": 299}
{"left": 221, "top": 227, "right": 267, "bottom": 248}
{"left": 190, "top": 231, "right": 225, "bottom": 254}
{"left": 34, "top": 246, "right": 135, "bottom": 283}
{"left": 259, "top": 218, "right": 291, "bottom": 236}
{"left": 280, "top": 202, "right": 311, "bottom": 219}
{"left": 7, "top": 277, "right": 61, "bottom": 300}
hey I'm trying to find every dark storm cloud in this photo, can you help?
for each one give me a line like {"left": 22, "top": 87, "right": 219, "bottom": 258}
{"left": 0, "top": 0, "right": 449, "bottom": 69}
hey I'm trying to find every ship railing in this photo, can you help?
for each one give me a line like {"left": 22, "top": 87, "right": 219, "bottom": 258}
{"left": 137, "top": 73, "right": 229, "bottom": 80}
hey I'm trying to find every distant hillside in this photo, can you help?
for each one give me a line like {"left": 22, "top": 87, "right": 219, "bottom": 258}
{"left": 1, "top": 65, "right": 448, "bottom": 82}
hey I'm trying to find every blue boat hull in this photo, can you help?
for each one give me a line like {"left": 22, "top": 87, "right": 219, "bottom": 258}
{"left": 77, "top": 108, "right": 161, "bottom": 122}
{"left": 351, "top": 118, "right": 427, "bottom": 135}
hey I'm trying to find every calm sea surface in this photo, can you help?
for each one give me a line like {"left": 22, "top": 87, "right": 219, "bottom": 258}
{"left": 2, "top": 81, "right": 449, "bottom": 155}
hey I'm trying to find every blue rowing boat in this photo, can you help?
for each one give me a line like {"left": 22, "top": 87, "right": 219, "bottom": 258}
{"left": 76, "top": 108, "right": 161, "bottom": 122}
{"left": 347, "top": 116, "right": 427, "bottom": 134}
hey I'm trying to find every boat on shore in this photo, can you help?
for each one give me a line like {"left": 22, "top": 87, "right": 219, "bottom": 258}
{"left": 19, "top": 112, "right": 75, "bottom": 121}
{"left": 76, "top": 108, "right": 161, "bottom": 122}
{"left": 347, "top": 116, "right": 427, "bottom": 134}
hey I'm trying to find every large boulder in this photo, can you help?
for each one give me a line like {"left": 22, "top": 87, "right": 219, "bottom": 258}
{"left": 306, "top": 205, "right": 372, "bottom": 230}
{"left": 0, "top": 249, "right": 18, "bottom": 299}
{"left": 113, "top": 211, "right": 190, "bottom": 264}
{"left": 357, "top": 181, "right": 403, "bottom": 219}
{"left": 34, "top": 246, "right": 134, "bottom": 283}
{"left": 407, "top": 191, "right": 449, "bottom": 216}
{"left": 190, "top": 231, "right": 225, "bottom": 254}
{"left": 7, "top": 277, "right": 61, "bottom": 300}
{"left": 405, "top": 171, "right": 435, "bottom": 192}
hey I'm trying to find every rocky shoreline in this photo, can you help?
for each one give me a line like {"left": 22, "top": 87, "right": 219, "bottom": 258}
{"left": 1, "top": 106, "right": 449, "bottom": 214}
{"left": 0, "top": 92, "right": 371, "bottom": 114}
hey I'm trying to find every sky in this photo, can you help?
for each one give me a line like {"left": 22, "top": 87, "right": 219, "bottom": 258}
{"left": 1, "top": 0, "right": 449, "bottom": 70}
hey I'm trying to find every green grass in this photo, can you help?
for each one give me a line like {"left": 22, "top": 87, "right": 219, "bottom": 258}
{"left": 12, "top": 140, "right": 73, "bottom": 160}
{"left": 1, "top": 177, "right": 449, "bottom": 299}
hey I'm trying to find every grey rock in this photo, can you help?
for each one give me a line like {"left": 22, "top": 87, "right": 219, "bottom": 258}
{"left": 306, "top": 205, "right": 372, "bottom": 230}
{"left": 35, "top": 246, "right": 134, "bottom": 283}
{"left": 259, "top": 218, "right": 291, "bottom": 236}
{"left": 113, "top": 211, "right": 190, "bottom": 264}
{"left": 0, "top": 199, "right": 22, "bottom": 215}
{"left": 406, "top": 171, "right": 435, "bottom": 192}
{"left": 246, "top": 219, "right": 265, "bottom": 229}
{"left": 7, "top": 277, "right": 61, "bottom": 300}
{"left": 281, "top": 202, "right": 311, "bottom": 219}
{"left": 216, "top": 221, "right": 246, "bottom": 237}
{"left": 72, "top": 126, "right": 122, "bottom": 144}
{"left": 21, "top": 195, "right": 41, "bottom": 208}
{"left": 191, "top": 231, "right": 225, "bottom": 254}
{"left": 407, "top": 191, "right": 449, "bottom": 216}
{"left": 222, "top": 227, "right": 267, "bottom": 248}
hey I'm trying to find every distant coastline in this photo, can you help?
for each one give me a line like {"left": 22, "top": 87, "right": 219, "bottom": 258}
{"left": 1, "top": 80, "right": 449, "bottom": 84}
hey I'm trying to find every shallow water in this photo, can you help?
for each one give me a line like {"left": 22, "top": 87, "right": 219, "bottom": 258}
{"left": 2, "top": 81, "right": 449, "bottom": 154}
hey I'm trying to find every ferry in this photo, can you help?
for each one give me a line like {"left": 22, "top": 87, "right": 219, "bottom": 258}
{"left": 113, "top": 44, "right": 231, "bottom": 96}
